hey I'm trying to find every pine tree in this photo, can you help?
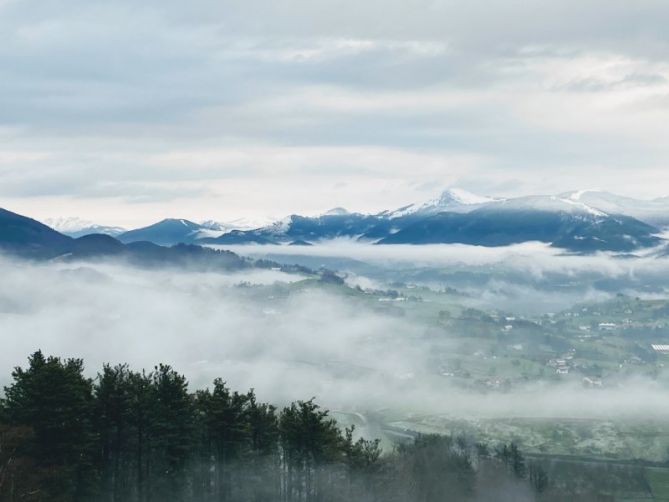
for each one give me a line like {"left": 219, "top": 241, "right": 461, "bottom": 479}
{"left": 195, "top": 378, "right": 253, "bottom": 499}
{"left": 279, "top": 399, "right": 344, "bottom": 502}
{"left": 127, "top": 369, "right": 155, "bottom": 502}
{"left": 94, "top": 364, "right": 134, "bottom": 502}
{"left": 149, "top": 364, "right": 195, "bottom": 502}
{"left": 529, "top": 462, "right": 549, "bottom": 493}
{"left": 1, "top": 351, "right": 96, "bottom": 501}
{"left": 509, "top": 443, "right": 526, "bottom": 479}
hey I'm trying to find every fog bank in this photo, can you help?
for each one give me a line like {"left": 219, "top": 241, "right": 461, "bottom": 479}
{"left": 1, "top": 255, "right": 669, "bottom": 420}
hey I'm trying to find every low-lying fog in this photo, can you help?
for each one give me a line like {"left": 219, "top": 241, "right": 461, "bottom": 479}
{"left": 2, "top": 244, "right": 669, "bottom": 422}
{"left": 212, "top": 241, "right": 669, "bottom": 314}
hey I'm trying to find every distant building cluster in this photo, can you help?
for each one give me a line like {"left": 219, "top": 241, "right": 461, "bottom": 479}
{"left": 547, "top": 349, "right": 576, "bottom": 375}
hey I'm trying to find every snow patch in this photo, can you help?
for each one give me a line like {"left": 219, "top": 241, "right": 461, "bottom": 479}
{"left": 324, "top": 207, "right": 350, "bottom": 216}
{"left": 568, "top": 189, "right": 603, "bottom": 202}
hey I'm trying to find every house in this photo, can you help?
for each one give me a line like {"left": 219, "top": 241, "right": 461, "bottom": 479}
{"left": 598, "top": 322, "right": 617, "bottom": 331}
{"left": 582, "top": 377, "right": 602, "bottom": 387}
{"left": 651, "top": 344, "right": 669, "bottom": 354}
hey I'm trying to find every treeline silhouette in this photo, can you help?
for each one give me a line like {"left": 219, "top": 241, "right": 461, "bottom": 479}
{"left": 0, "top": 352, "right": 554, "bottom": 501}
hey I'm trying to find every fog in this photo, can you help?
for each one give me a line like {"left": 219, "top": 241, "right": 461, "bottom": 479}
{"left": 2, "top": 252, "right": 669, "bottom": 425}
{"left": 213, "top": 241, "right": 669, "bottom": 313}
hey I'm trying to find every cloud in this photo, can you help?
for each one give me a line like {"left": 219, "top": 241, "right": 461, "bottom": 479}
{"left": 2, "top": 253, "right": 669, "bottom": 425}
{"left": 214, "top": 241, "right": 669, "bottom": 313}
{"left": 1, "top": 0, "right": 669, "bottom": 220}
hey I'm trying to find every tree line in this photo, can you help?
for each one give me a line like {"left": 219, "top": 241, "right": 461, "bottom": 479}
{"left": 0, "top": 352, "right": 556, "bottom": 501}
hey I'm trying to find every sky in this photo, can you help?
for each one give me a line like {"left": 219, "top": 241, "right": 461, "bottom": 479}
{"left": 1, "top": 0, "right": 669, "bottom": 228}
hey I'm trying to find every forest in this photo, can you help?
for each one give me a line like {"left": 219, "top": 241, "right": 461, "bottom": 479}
{"left": 0, "top": 352, "right": 555, "bottom": 502}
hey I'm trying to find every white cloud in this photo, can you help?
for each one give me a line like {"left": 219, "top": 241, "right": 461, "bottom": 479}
{"left": 0, "top": 0, "right": 668, "bottom": 221}
{"left": 2, "top": 255, "right": 669, "bottom": 420}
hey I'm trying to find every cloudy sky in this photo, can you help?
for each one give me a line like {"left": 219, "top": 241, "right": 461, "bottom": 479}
{"left": 1, "top": 0, "right": 668, "bottom": 227}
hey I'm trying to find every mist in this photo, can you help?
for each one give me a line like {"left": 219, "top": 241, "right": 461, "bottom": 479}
{"left": 2, "top": 253, "right": 669, "bottom": 425}
{"left": 213, "top": 241, "right": 669, "bottom": 313}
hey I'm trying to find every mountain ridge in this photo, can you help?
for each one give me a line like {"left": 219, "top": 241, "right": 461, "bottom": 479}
{"left": 195, "top": 190, "right": 666, "bottom": 253}
{"left": 14, "top": 188, "right": 669, "bottom": 253}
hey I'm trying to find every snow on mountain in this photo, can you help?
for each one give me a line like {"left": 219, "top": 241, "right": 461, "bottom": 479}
{"left": 45, "top": 217, "right": 126, "bottom": 238}
{"left": 487, "top": 195, "right": 607, "bottom": 218}
{"left": 267, "top": 216, "right": 294, "bottom": 235}
{"left": 386, "top": 188, "right": 667, "bottom": 223}
{"left": 323, "top": 207, "right": 350, "bottom": 216}
{"left": 560, "top": 190, "right": 669, "bottom": 226}
{"left": 44, "top": 188, "right": 665, "bottom": 253}
{"left": 192, "top": 217, "right": 279, "bottom": 239}
{"left": 45, "top": 217, "right": 92, "bottom": 232}
{"left": 434, "top": 188, "right": 496, "bottom": 206}
{"left": 192, "top": 220, "right": 231, "bottom": 239}
{"left": 384, "top": 188, "right": 499, "bottom": 218}
{"left": 203, "top": 217, "right": 277, "bottom": 231}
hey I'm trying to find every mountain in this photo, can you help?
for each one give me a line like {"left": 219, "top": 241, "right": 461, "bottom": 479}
{"left": 199, "top": 189, "right": 504, "bottom": 247}
{"left": 378, "top": 205, "right": 660, "bottom": 252}
{"left": 0, "top": 208, "right": 251, "bottom": 270}
{"left": 378, "top": 194, "right": 662, "bottom": 252}
{"left": 0, "top": 208, "right": 74, "bottom": 258}
{"left": 45, "top": 217, "right": 126, "bottom": 238}
{"left": 198, "top": 212, "right": 389, "bottom": 246}
{"left": 27, "top": 188, "right": 665, "bottom": 254}
{"left": 560, "top": 190, "right": 669, "bottom": 227}
{"left": 197, "top": 190, "right": 664, "bottom": 253}
{"left": 485, "top": 195, "right": 606, "bottom": 216}
{"left": 117, "top": 219, "right": 207, "bottom": 246}
{"left": 71, "top": 234, "right": 126, "bottom": 257}
{"left": 117, "top": 218, "right": 275, "bottom": 246}
{"left": 379, "top": 188, "right": 498, "bottom": 218}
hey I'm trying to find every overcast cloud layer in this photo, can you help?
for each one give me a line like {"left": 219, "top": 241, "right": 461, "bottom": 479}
{"left": 1, "top": 0, "right": 669, "bottom": 226}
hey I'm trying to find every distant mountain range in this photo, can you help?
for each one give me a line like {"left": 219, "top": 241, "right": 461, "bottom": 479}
{"left": 7, "top": 189, "right": 669, "bottom": 254}
{"left": 558, "top": 190, "right": 669, "bottom": 227}
{"left": 196, "top": 189, "right": 669, "bottom": 253}
{"left": 0, "top": 208, "right": 254, "bottom": 271}
{"left": 45, "top": 217, "right": 126, "bottom": 239}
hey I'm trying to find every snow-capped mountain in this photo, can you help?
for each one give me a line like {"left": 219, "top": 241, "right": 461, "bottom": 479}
{"left": 197, "top": 188, "right": 665, "bottom": 252}
{"left": 419, "top": 188, "right": 497, "bottom": 212}
{"left": 200, "top": 216, "right": 277, "bottom": 232}
{"left": 560, "top": 190, "right": 669, "bottom": 227}
{"left": 379, "top": 203, "right": 658, "bottom": 251}
{"left": 198, "top": 212, "right": 383, "bottom": 246}
{"left": 43, "top": 188, "right": 668, "bottom": 253}
{"left": 323, "top": 207, "right": 350, "bottom": 216}
{"left": 1, "top": 207, "right": 253, "bottom": 269}
{"left": 114, "top": 216, "right": 280, "bottom": 246}
{"left": 484, "top": 195, "right": 607, "bottom": 217}
{"left": 45, "top": 217, "right": 126, "bottom": 238}
{"left": 381, "top": 188, "right": 498, "bottom": 218}
{"left": 2, "top": 210, "right": 74, "bottom": 258}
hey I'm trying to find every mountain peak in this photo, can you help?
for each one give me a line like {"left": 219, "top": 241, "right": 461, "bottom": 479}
{"left": 436, "top": 188, "right": 496, "bottom": 206}
{"left": 490, "top": 195, "right": 608, "bottom": 217}
{"left": 383, "top": 188, "right": 496, "bottom": 218}
{"left": 564, "top": 189, "right": 605, "bottom": 202}
{"left": 118, "top": 218, "right": 204, "bottom": 245}
{"left": 324, "top": 207, "right": 350, "bottom": 216}
{"left": 44, "top": 216, "right": 125, "bottom": 238}
{"left": 413, "top": 187, "right": 497, "bottom": 215}
{"left": 45, "top": 216, "right": 95, "bottom": 232}
{"left": 157, "top": 218, "right": 199, "bottom": 227}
